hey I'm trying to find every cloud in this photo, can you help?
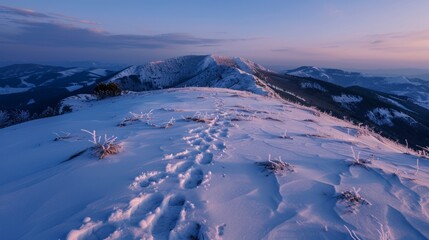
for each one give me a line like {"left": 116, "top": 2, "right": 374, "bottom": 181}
{"left": 367, "top": 30, "right": 429, "bottom": 51}
{"left": 0, "top": 4, "right": 245, "bottom": 50}
{"left": 0, "top": 4, "right": 97, "bottom": 25}
{"left": 1, "top": 20, "right": 227, "bottom": 49}
{"left": 371, "top": 40, "right": 384, "bottom": 45}
{"left": 0, "top": 5, "right": 50, "bottom": 18}
{"left": 0, "top": 3, "right": 241, "bottom": 63}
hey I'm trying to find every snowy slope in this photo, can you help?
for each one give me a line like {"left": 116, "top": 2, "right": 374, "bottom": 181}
{"left": 285, "top": 66, "right": 429, "bottom": 110}
{"left": 1, "top": 88, "right": 428, "bottom": 239}
{"left": 108, "top": 55, "right": 272, "bottom": 96}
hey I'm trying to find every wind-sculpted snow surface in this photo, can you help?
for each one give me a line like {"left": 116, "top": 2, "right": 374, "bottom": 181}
{"left": 109, "top": 55, "right": 273, "bottom": 96}
{"left": 0, "top": 88, "right": 428, "bottom": 239}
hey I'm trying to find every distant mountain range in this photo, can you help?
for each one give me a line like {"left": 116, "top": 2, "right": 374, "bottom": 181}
{"left": 0, "top": 64, "right": 115, "bottom": 113}
{"left": 1, "top": 56, "right": 429, "bottom": 150}
{"left": 285, "top": 66, "right": 429, "bottom": 109}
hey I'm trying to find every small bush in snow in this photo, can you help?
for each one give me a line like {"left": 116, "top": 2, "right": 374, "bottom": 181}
{"left": 0, "top": 110, "right": 9, "bottom": 126}
{"left": 118, "top": 110, "right": 153, "bottom": 127}
{"left": 344, "top": 225, "right": 361, "bottom": 240}
{"left": 53, "top": 131, "right": 72, "bottom": 141}
{"left": 159, "top": 117, "right": 175, "bottom": 129}
{"left": 280, "top": 130, "right": 293, "bottom": 139}
{"left": 40, "top": 106, "right": 57, "bottom": 118}
{"left": 256, "top": 155, "right": 294, "bottom": 174}
{"left": 94, "top": 82, "right": 121, "bottom": 99}
{"left": 183, "top": 112, "right": 216, "bottom": 124}
{"left": 417, "top": 146, "right": 429, "bottom": 159}
{"left": 349, "top": 147, "right": 372, "bottom": 169}
{"left": 12, "top": 109, "right": 31, "bottom": 123}
{"left": 377, "top": 224, "right": 392, "bottom": 240}
{"left": 81, "top": 129, "right": 121, "bottom": 159}
{"left": 61, "top": 105, "right": 73, "bottom": 114}
{"left": 337, "top": 187, "right": 369, "bottom": 212}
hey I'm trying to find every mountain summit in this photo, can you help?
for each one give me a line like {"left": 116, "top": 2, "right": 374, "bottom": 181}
{"left": 108, "top": 55, "right": 273, "bottom": 95}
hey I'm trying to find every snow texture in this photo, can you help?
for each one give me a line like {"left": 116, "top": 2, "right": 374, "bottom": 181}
{"left": 0, "top": 88, "right": 428, "bottom": 240}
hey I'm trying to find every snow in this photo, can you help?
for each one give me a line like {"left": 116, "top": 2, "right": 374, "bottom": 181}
{"left": 385, "top": 76, "right": 417, "bottom": 85}
{"left": 300, "top": 82, "right": 327, "bottom": 92}
{"left": 27, "top": 98, "right": 35, "bottom": 105}
{"left": 0, "top": 87, "right": 30, "bottom": 95}
{"left": 378, "top": 95, "right": 413, "bottom": 112}
{"left": 59, "top": 94, "right": 98, "bottom": 113}
{"left": 287, "top": 66, "right": 332, "bottom": 81}
{"left": 89, "top": 69, "right": 109, "bottom": 77}
{"left": 108, "top": 55, "right": 273, "bottom": 96}
{"left": 367, "top": 108, "right": 417, "bottom": 127}
{"left": 332, "top": 94, "right": 363, "bottom": 104}
{"left": 66, "top": 84, "right": 84, "bottom": 92}
{"left": 0, "top": 88, "right": 428, "bottom": 239}
{"left": 332, "top": 94, "right": 363, "bottom": 110}
{"left": 20, "top": 79, "right": 36, "bottom": 88}
{"left": 286, "top": 66, "right": 429, "bottom": 111}
{"left": 267, "top": 83, "right": 306, "bottom": 102}
{"left": 59, "top": 68, "right": 85, "bottom": 78}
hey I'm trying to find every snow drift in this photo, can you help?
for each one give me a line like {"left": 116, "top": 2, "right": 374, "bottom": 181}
{"left": 0, "top": 87, "right": 428, "bottom": 239}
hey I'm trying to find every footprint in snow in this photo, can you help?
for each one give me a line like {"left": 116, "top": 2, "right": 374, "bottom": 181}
{"left": 195, "top": 152, "right": 213, "bottom": 165}
{"left": 171, "top": 221, "right": 203, "bottom": 240}
{"left": 152, "top": 194, "right": 186, "bottom": 239}
{"left": 139, "top": 172, "right": 168, "bottom": 188}
{"left": 130, "top": 171, "right": 168, "bottom": 190}
{"left": 210, "top": 142, "right": 225, "bottom": 151}
{"left": 181, "top": 168, "right": 204, "bottom": 189}
{"left": 190, "top": 138, "right": 205, "bottom": 146}
{"left": 166, "top": 160, "right": 194, "bottom": 174}
{"left": 195, "top": 144, "right": 210, "bottom": 152}
{"left": 220, "top": 129, "right": 229, "bottom": 137}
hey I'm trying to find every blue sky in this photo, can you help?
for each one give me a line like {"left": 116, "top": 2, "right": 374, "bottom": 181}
{"left": 1, "top": 0, "right": 428, "bottom": 69}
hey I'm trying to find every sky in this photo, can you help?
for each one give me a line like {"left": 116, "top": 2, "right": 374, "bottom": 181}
{"left": 0, "top": 0, "right": 428, "bottom": 70}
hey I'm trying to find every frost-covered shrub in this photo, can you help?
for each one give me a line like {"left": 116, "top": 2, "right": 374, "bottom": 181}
{"left": 349, "top": 147, "right": 372, "bottom": 169}
{"left": 118, "top": 110, "right": 153, "bottom": 127}
{"left": 0, "top": 110, "right": 9, "bottom": 126}
{"left": 93, "top": 82, "right": 121, "bottom": 99}
{"left": 53, "top": 131, "right": 72, "bottom": 141}
{"left": 159, "top": 117, "right": 176, "bottom": 129}
{"left": 81, "top": 129, "right": 121, "bottom": 159}
{"left": 337, "top": 187, "right": 369, "bottom": 212}
{"left": 256, "top": 155, "right": 294, "bottom": 174}
{"left": 60, "top": 105, "right": 73, "bottom": 114}
{"left": 12, "top": 109, "right": 30, "bottom": 123}
{"left": 40, "top": 106, "right": 57, "bottom": 117}
{"left": 183, "top": 112, "right": 216, "bottom": 124}
{"left": 280, "top": 130, "right": 293, "bottom": 139}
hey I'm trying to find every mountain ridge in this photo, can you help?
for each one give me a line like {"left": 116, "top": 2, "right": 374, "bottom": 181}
{"left": 285, "top": 66, "right": 429, "bottom": 109}
{"left": 108, "top": 55, "right": 273, "bottom": 96}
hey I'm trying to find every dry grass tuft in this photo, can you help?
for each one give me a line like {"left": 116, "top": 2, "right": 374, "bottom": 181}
{"left": 81, "top": 129, "right": 122, "bottom": 159}
{"left": 256, "top": 155, "right": 294, "bottom": 174}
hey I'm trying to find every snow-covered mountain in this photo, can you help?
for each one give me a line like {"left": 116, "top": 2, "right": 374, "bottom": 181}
{"left": 284, "top": 66, "right": 429, "bottom": 109}
{"left": 1, "top": 87, "right": 428, "bottom": 239}
{"left": 3, "top": 56, "right": 429, "bottom": 151}
{"left": 108, "top": 55, "right": 272, "bottom": 96}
